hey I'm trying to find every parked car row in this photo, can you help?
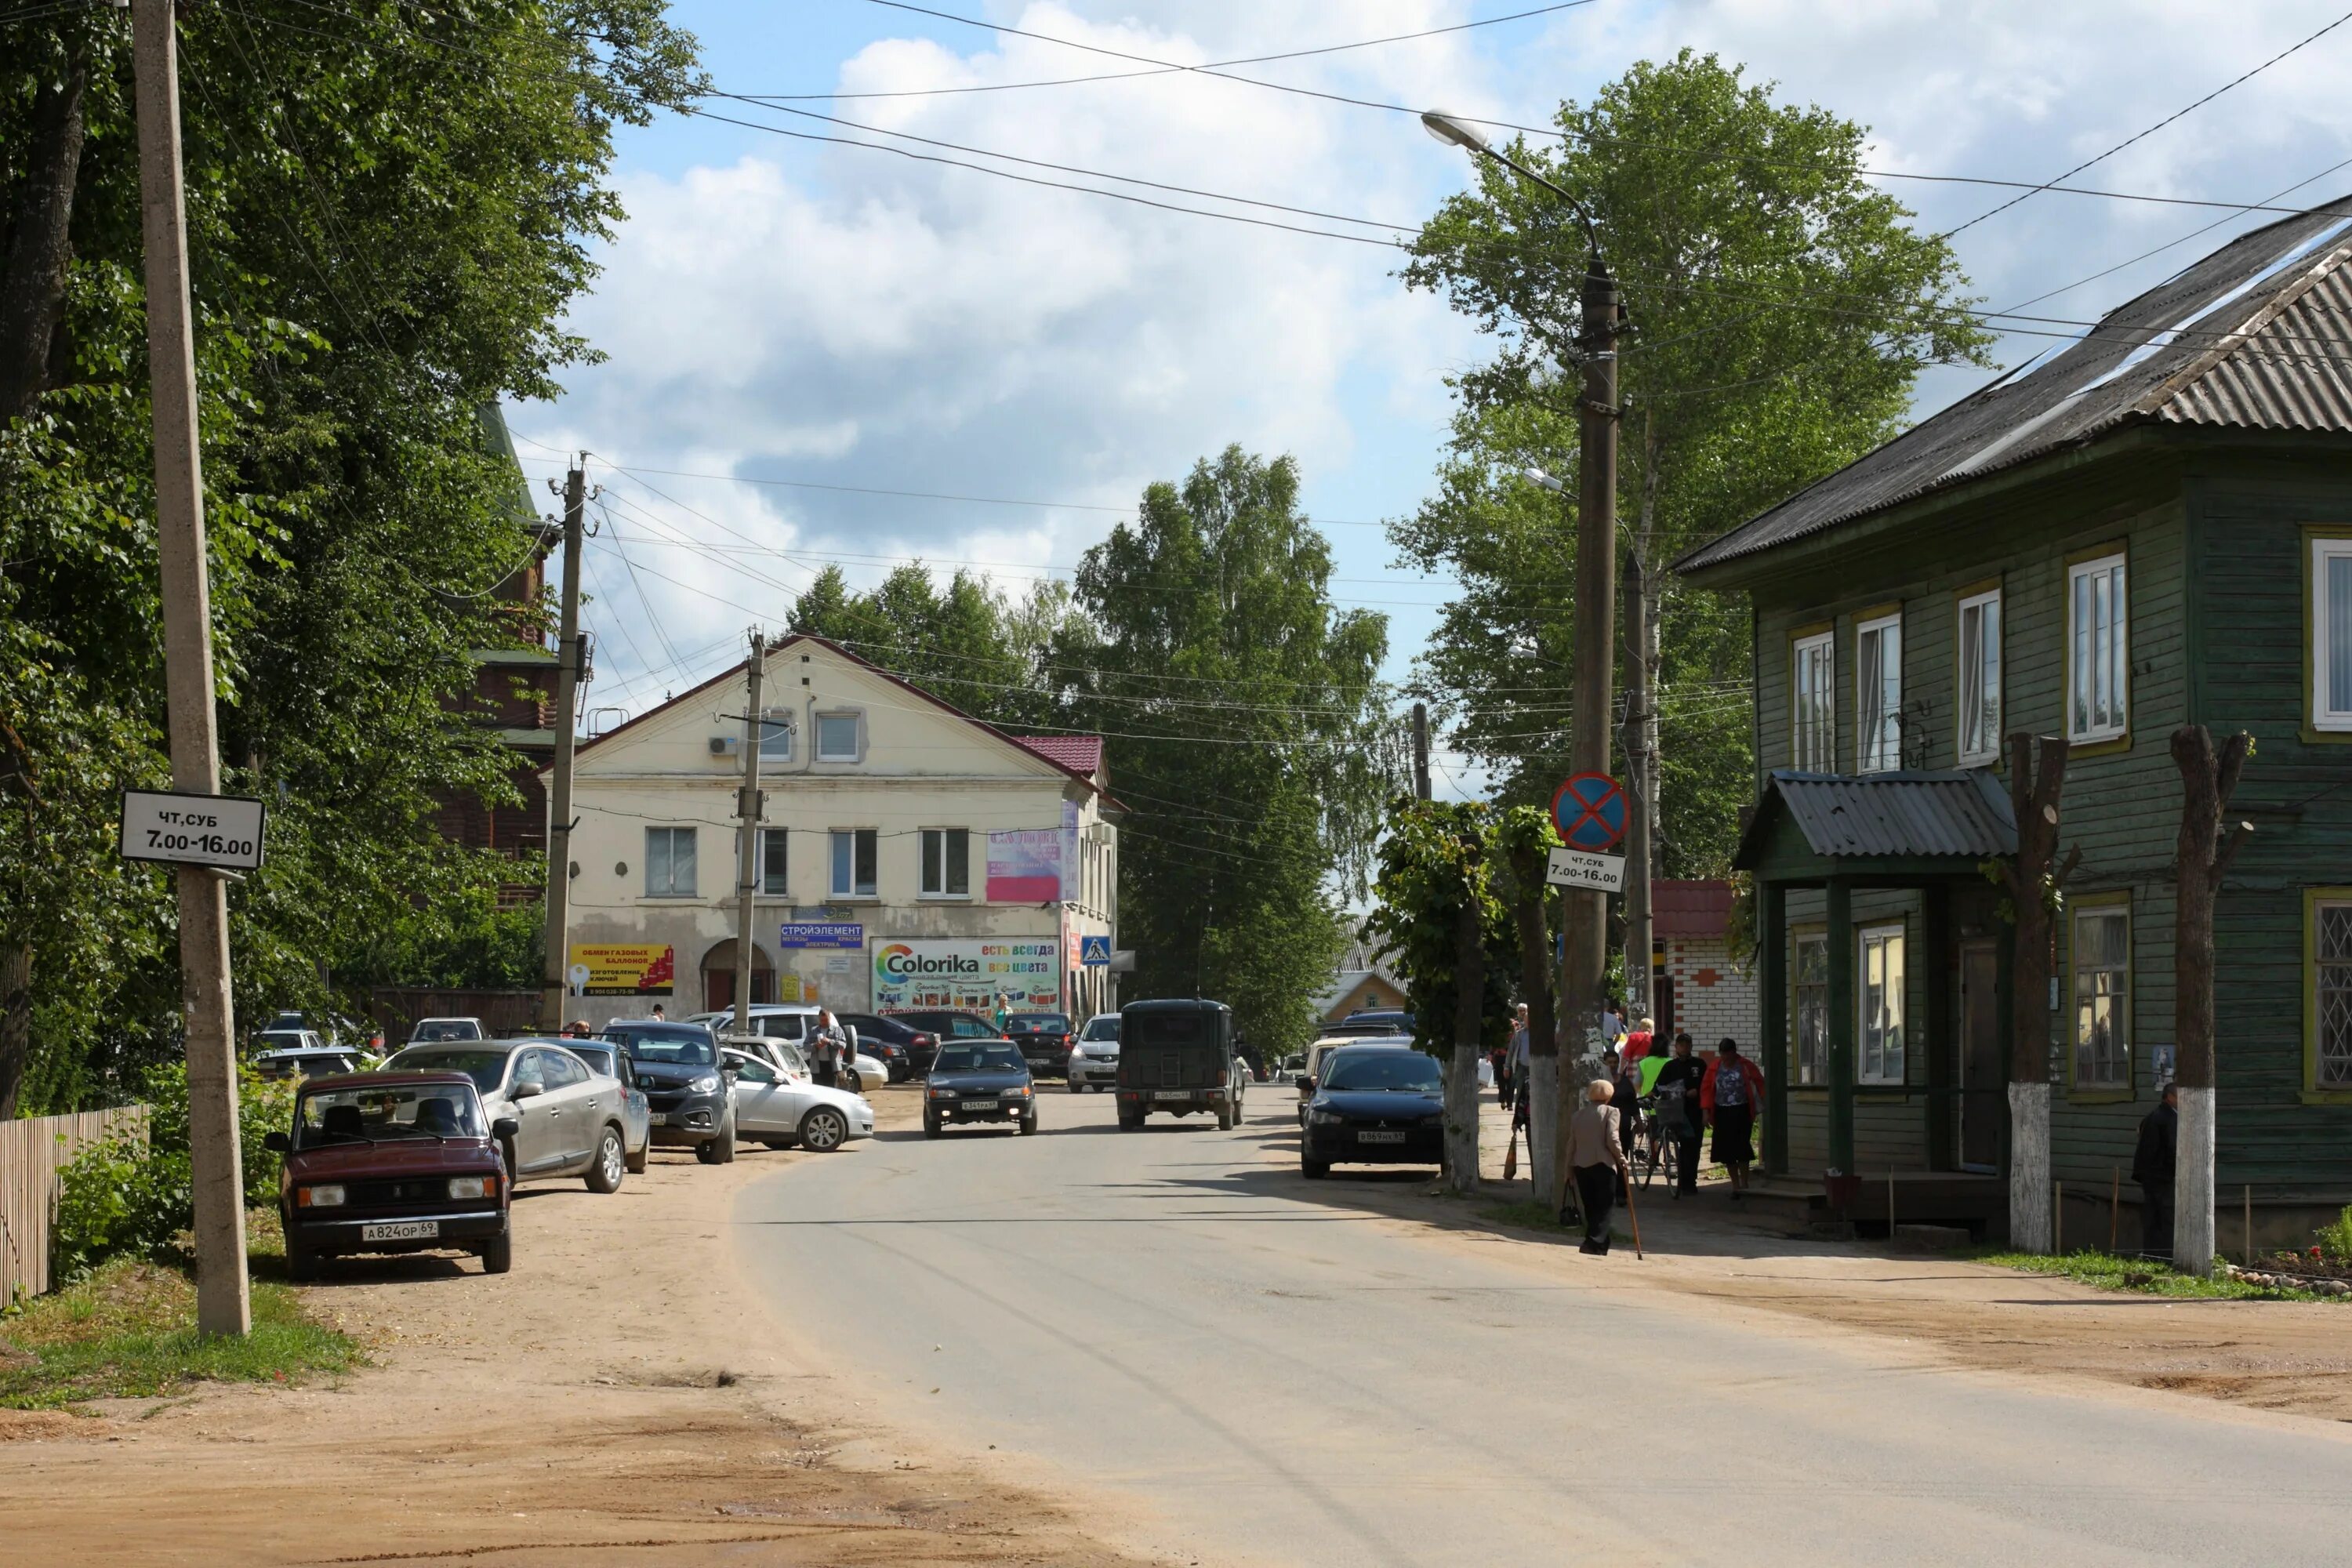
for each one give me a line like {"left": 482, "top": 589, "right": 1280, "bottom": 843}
{"left": 270, "top": 1014, "right": 877, "bottom": 1281}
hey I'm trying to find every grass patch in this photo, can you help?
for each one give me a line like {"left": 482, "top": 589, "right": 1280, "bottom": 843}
{"left": 1976, "top": 1249, "right": 2325, "bottom": 1301}
{"left": 0, "top": 1211, "right": 358, "bottom": 1410}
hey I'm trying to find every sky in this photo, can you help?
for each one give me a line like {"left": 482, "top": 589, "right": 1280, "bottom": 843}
{"left": 511, "top": 1, "right": 2352, "bottom": 792}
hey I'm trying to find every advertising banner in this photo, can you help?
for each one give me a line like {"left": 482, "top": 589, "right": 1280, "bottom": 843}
{"left": 985, "top": 829, "right": 1064, "bottom": 902}
{"left": 779, "top": 921, "right": 863, "bottom": 949}
{"left": 568, "top": 943, "right": 675, "bottom": 996}
{"left": 871, "top": 938, "right": 1060, "bottom": 1011}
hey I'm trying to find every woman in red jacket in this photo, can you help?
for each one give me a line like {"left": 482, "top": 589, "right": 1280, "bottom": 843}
{"left": 1699, "top": 1038, "right": 1767, "bottom": 1199}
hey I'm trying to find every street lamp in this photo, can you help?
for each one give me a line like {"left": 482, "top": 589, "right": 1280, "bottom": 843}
{"left": 1522, "top": 467, "right": 1566, "bottom": 494}
{"left": 1421, "top": 108, "right": 1598, "bottom": 253}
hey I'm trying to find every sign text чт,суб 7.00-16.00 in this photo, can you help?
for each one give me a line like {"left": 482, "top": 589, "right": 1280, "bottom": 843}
{"left": 118, "top": 789, "right": 268, "bottom": 873}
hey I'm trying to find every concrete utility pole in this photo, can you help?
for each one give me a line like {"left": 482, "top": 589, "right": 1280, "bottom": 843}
{"left": 132, "top": 0, "right": 248, "bottom": 1338}
{"left": 1552, "top": 256, "right": 1621, "bottom": 1218}
{"left": 733, "top": 632, "right": 768, "bottom": 1036}
{"left": 539, "top": 464, "right": 585, "bottom": 1033}
{"left": 1411, "top": 702, "right": 1432, "bottom": 802}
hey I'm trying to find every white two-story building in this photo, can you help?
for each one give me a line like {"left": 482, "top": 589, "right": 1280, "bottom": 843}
{"left": 552, "top": 634, "right": 1118, "bottom": 1022}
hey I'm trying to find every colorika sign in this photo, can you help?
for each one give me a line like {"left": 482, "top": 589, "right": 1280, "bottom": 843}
{"left": 567, "top": 943, "right": 675, "bottom": 996}
{"left": 871, "top": 938, "right": 1060, "bottom": 1011}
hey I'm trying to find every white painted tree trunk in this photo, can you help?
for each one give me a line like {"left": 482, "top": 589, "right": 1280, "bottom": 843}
{"left": 2173, "top": 1086, "right": 2216, "bottom": 1275}
{"left": 1444, "top": 1047, "right": 1479, "bottom": 1196}
{"left": 1526, "top": 1055, "right": 1560, "bottom": 1207}
{"left": 2009, "top": 1081, "right": 2051, "bottom": 1252}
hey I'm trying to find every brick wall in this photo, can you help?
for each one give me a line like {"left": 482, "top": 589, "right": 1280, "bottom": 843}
{"left": 1661, "top": 935, "right": 1757, "bottom": 1049}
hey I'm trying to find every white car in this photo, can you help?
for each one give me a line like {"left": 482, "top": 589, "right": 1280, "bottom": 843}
{"left": 408, "top": 1016, "right": 486, "bottom": 1044}
{"left": 1068, "top": 1012, "right": 1121, "bottom": 1092}
{"left": 722, "top": 1046, "right": 874, "bottom": 1152}
{"left": 691, "top": 1006, "right": 887, "bottom": 1091}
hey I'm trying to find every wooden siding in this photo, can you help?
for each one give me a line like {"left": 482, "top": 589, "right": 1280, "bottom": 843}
{"left": 2191, "top": 456, "right": 2352, "bottom": 1194}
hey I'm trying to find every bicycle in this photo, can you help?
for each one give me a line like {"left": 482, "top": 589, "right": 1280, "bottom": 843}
{"left": 1632, "top": 1093, "right": 1686, "bottom": 1191}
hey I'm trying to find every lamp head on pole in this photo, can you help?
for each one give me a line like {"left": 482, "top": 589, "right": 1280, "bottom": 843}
{"left": 1420, "top": 110, "right": 1490, "bottom": 154}
{"left": 1522, "top": 467, "right": 1566, "bottom": 495}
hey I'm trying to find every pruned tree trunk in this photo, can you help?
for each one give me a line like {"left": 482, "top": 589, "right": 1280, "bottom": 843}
{"left": 0, "top": 942, "right": 31, "bottom": 1120}
{"left": 0, "top": 48, "right": 89, "bottom": 422}
{"left": 2171, "top": 724, "right": 2252, "bottom": 1276}
{"left": 1621, "top": 413, "right": 1664, "bottom": 1025}
{"left": 2001, "top": 731, "right": 2074, "bottom": 1253}
{"left": 1446, "top": 897, "right": 1484, "bottom": 1195}
{"left": 1508, "top": 841, "right": 1554, "bottom": 1196}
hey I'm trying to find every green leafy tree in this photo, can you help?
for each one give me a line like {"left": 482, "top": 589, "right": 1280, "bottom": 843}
{"left": 0, "top": 2, "right": 702, "bottom": 1112}
{"left": 1399, "top": 51, "right": 1992, "bottom": 897}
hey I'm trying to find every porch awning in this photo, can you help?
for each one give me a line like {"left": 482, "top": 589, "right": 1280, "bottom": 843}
{"left": 1735, "top": 769, "right": 2016, "bottom": 876}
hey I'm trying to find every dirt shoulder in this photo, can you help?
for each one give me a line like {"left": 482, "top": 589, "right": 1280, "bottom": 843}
{"left": 1261, "top": 1093, "right": 2352, "bottom": 1425}
{"left": 0, "top": 1083, "right": 1163, "bottom": 1567}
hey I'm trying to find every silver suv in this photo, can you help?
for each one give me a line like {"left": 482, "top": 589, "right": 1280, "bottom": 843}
{"left": 1068, "top": 1012, "right": 1121, "bottom": 1092}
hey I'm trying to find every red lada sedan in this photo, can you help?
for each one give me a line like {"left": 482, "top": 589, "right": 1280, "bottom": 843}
{"left": 265, "top": 1071, "right": 517, "bottom": 1279}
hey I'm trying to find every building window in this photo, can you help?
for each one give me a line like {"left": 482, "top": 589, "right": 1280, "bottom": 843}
{"left": 1791, "top": 630, "right": 1835, "bottom": 771}
{"left": 920, "top": 828, "right": 971, "bottom": 898}
{"left": 2314, "top": 538, "right": 2352, "bottom": 732}
{"left": 815, "top": 711, "right": 862, "bottom": 762}
{"left": 2072, "top": 904, "right": 2130, "bottom": 1091}
{"left": 1859, "top": 923, "right": 1905, "bottom": 1084}
{"left": 1793, "top": 932, "right": 1828, "bottom": 1085}
{"left": 829, "top": 828, "right": 877, "bottom": 898}
{"left": 1855, "top": 611, "right": 1902, "bottom": 772}
{"left": 1957, "top": 587, "right": 2002, "bottom": 765}
{"left": 2068, "top": 552, "right": 2129, "bottom": 742}
{"left": 757, "top": 708, "right": 793, "bottom": 760}
{"left": 645, "top": 826, "right": 697, "bottom": 898}
{"left": 2314, "top": 897, "right": 2352, "bottom": 1091}
{"left": 760, "top": 827, "right": 788, "bottom": 896}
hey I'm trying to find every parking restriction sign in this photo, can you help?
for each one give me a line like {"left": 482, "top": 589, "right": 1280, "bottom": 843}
{"left": 1551, "top": 772, "right": 1628, "bottom": 853}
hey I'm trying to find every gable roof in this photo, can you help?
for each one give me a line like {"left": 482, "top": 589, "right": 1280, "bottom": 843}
{"left": 1733, "top": 770, "right": 2017, "bottom": 870}
{"left": 568, "top": 633, "right": 1110, "bottom": 797}
{"left": 1679, "top": 196, "right": 2352, "bottom": 576}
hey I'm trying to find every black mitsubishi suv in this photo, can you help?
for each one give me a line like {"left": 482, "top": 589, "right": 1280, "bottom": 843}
{"left": 599, "top": 1020, "right": 735, "bottom": 1163}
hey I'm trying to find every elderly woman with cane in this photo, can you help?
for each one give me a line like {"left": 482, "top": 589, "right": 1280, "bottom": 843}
{"left": 1565, "top": 1079, "right": 1629, "bottom": 1255}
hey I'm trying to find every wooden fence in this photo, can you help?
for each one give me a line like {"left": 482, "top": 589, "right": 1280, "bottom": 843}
{"left": 0, "top": 1106, "right": 147, "bottom": 1302}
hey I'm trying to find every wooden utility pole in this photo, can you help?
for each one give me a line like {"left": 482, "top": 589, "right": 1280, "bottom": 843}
{"left": 1549, "top": 256, "right": 1621, "bottom": 1218}
{"left": 1621, "top": 550, "right": 1654, "bottom": 1027}
{"left": 2170, "top": 724, "right": 2252, "bottom": 1276}
{"left": 1411, "top": 702, "right": 1431, "bottom": 802}
{"left": 732, "top": 633, "right": 768, "bottom": 1036}
{"left": 132, "top": 0, "right": 247, "bottom": 1337}
{"left": 538, "top": 464, "right": 586, "bottom": 1033}
{"left": 1998, "top": 731, "right": 2076, "bottom": 1254}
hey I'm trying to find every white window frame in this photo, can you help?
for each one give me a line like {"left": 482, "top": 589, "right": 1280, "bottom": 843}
{"left": 2071, "top": 904, "right": 2131, "bottom": 1091}
{"left": 828, "top": 827, "right": 877, "bottom": 898}
{"left": 1791, "top": 630, "right": 1835, "bottom": 771}
{"left": 1793, "top": 931, "right": 1828, "bottom": 1086}
{"left": 2067, "top": 552, "right": 2129, "bottom": 742}
{"left": 644, "top": 826, "right": 697, "bottom": 899}
{"left": 2313, "top": 537, "right": 2352, "bottom": 732}
{"left": 1858, "top": 921, "right": 1905, "bottom": 1085}
{"left": 815, "top": 710, "right": 865, "bottom": 763}
{"left": 1956, "top": 587, "right": 2002, "bottom": 766}
{"left": 757, "top": 707, "right": 794, "bottom": 761}
{"left": 2316, "top": 896, "right": 2352, "bottom": 1091}
{"left": 1854, "top": 610, "right": 1903, "bottom": 773}
{"left": 918, "top": 827, "right": 971, "bottom": 899}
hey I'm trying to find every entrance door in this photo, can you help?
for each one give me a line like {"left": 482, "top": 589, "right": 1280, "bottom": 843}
{"left": 1958, "top": 942, "right": 2001, "bottom": 1170}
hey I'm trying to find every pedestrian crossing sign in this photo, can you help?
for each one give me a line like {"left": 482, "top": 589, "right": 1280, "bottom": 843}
{"left": 1079, "top": 935, "right": 1112, "bottom": 966}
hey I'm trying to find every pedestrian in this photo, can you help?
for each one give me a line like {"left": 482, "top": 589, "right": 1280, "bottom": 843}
{"left": 2132, "top": 1082, "right": 2180, "bottom": 1260}
{"left": 1652, "top": 1031, "right": 1707, "bottom": 1198}
{"left": 1503, "top": 1003, "right": 1530, "bottom": 1111}
{"left": 1597, "top": 998, "right": 1626, "bottom": 1054}
{"left": 811, "top": 1008, "right": 845, "bottom": 1088}
{"left": 1566, "top": 1080, "right": 1628, "bottom": 1254}
{"left": 1614, "top": 1042, "right": 1646, "bottom": 1162}
{"left": 1621, "top": 1015, "right": 1656, "bottom": 1069}
{"left": 1700, "top": 1038, "right": 1766, "bottom": 1198}
{"left": 649, "top": 1003, "right": 666, "bottom": 1022}
{"left": 564, "top": 1019, "right": 592, "bottom": 1039}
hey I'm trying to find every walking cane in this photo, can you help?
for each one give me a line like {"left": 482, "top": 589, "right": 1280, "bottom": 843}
{"left": 1622, "top": 1163, "right": 1645, "bottom": 1260}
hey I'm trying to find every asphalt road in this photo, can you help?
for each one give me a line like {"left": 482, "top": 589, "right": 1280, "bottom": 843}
{"left": 735, "top": 1084, "right": 2350, "bottom": 1568}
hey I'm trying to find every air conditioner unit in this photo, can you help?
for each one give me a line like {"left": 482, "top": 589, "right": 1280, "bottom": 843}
{"left": 710, "top": 735, "right": 740, "bottom": 757}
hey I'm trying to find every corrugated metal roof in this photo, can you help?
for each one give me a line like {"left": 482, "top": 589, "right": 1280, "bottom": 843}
{"left": 1011, "top": 735, "right": 1104, "bottom": 775}
{"left": 1679, "top": 198, "right": 2352, "bottom": 577}
{"left": 1755, "top": 770, "right": 2016, "bottom": 862}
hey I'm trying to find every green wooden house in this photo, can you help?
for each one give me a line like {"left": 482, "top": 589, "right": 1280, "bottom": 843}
{"left": 1676, "top": 200, "right": 2352, "bottom": 1244}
